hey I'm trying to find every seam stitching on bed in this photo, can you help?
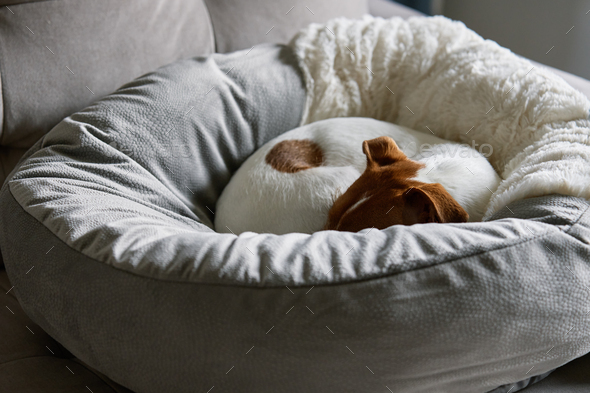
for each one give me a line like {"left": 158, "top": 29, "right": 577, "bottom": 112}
{"left": 564, "top": 203, "right": 590, "bottom": 236}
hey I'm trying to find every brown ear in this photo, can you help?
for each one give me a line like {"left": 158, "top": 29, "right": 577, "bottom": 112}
{"left": 402, "top": 187, "right": 442, "bottom": 225}
{"left": 362, "top": 136, "right": 407, "bottom": 167}
{"left": 403, "top": 184, "right": 469, "bottom": 225}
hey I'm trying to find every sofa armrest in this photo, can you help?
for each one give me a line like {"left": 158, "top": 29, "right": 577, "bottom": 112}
{"left": 368, "top": 0, "right": 424, "bottom": 18}
{"left": 528, "top": 60, "right": 590, "bottom": 101}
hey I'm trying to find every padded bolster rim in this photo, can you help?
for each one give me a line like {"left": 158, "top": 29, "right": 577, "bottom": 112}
{"left": 4, "top": 188, "right": 590, "bottom": 393}
{"left": 5, "top": 179, "right": 590, "bottom": 290}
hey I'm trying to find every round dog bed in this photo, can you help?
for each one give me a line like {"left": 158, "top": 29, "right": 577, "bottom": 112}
{"left": 2, "top": 16, "right": 590, "bottom": 393}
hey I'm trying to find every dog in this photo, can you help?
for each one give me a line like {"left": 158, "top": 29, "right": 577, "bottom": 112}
{"left": 215, "top": 117, "right": 501, "bottom": 235}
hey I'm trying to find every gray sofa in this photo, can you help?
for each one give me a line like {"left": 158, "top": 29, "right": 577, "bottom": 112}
{"left": 1, "top": 1, "right": 589, "bottom": 392}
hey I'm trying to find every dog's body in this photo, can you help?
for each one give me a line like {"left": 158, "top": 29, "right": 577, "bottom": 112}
{"left": 216, "top": 118, "right": 501, "bottom": 235}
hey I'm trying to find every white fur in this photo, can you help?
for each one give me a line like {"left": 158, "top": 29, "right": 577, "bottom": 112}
{"left": 215, "top": 118, "right": 501, "bottom": 234}
{"left": 288, "top": 16, "right": 590, "bottom": 219}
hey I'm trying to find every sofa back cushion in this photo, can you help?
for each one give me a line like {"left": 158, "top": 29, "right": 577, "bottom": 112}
{"left": 0, "top": 0, "right": 215, "bottom": 149}
{"left": 204, "top": 0, "right": 368, "bottom": 53}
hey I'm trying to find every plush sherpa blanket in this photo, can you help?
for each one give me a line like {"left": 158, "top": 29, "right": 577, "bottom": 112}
{"left": 289, "top": 16, "right": 590, "bottom": 219}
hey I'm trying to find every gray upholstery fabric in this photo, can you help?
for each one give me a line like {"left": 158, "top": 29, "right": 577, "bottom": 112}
{"left": 0, "top": 0, "right": 214, "bottom": 148}
{"left": 0, "top": 269, "right": 132, "bottom": 393}
{"left": 2, "top": 44, "right": 590, "bottom": 392}
{"left": 522, "top": 355, "right": 590, "bottom": 392}
{"left": 204, "top": 0, "right": 369, "bottom": 53}
{"left": 0, "top": 146, "right": 26, "bottom": 186}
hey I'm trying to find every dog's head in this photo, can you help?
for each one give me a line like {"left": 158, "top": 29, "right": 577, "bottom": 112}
{"left": 324, "top": 136, "right": 469, "bottom": 232}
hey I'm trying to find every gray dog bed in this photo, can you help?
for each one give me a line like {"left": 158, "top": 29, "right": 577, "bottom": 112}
{"left": 2, "top": 20, "right": 590, "bottom": 393}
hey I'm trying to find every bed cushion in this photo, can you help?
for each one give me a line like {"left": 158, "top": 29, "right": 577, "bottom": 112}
{"left": 2, "top": 17, "right": 590, "bottom": 393}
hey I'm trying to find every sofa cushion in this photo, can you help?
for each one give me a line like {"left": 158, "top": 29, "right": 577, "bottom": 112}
{"left": 0, "top": 146, "right": 26, "bottom": 187}
{"left": 204, "top": 0, "right": 369, "bottom": 53}
{"left": 0, "top": 0, "right": 214, "bottom": 149}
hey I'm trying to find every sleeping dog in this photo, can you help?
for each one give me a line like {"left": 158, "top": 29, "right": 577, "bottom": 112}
{"left": 216, "top": 118, "right": 501, "bottom": 235}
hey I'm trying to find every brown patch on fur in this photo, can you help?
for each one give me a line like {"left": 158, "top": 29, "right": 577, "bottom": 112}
{"left": 265, "top": 139, "right": 324, "bottom": 173}
{"left": 325, "top": 136, "right": 468, "bottom": 232}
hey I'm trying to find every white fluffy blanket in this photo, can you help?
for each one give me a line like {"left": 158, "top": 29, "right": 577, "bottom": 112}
{"left": 289, "top": 16, "right": 590, "bottom": 219}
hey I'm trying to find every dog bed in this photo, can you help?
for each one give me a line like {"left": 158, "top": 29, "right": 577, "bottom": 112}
{"left": 2, "top": 16, "right": 590, "bottom": 393}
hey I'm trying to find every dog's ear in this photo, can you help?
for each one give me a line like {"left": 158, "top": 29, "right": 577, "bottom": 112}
{"left": 402, "top": 184, "right": 469, "bottom": 225}
{"left": 362, "top": 136, "right": 407, "bottom": 168}
{"left": 402, "top": 187, "right": 441, "bottom": 225}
